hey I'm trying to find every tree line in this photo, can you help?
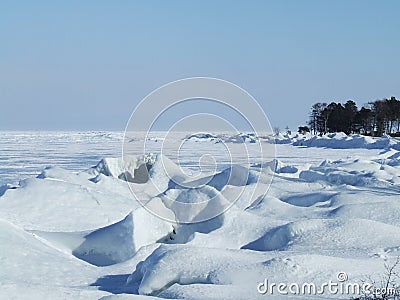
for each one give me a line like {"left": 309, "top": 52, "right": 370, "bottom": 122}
{"left": 300, "top": 96, "right": 400, "bottom": 136}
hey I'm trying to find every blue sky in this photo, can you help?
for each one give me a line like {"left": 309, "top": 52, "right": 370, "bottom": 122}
{"left": 1, "top": 1, "right": 399, "bottom": 131}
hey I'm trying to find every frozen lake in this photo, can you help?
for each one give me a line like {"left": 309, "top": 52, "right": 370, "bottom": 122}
{"left": 0, "top": 131, "right": 382, "bottom": 186}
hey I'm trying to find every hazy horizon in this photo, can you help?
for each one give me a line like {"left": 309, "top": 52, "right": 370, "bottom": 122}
{"left": 1, "top": 1, "right": 399, "bottom": 131}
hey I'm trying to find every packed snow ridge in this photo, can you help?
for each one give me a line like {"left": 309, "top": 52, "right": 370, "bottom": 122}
{"left": 186, "top": 131, "right": 400, "bottom": 149}
{"left": 0, "top": 133, "right": 400, "bottom": 299}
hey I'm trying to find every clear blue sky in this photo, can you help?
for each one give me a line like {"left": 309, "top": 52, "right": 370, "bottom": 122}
{"left": 1, "top": 0, "right": 399, "bottom": 131}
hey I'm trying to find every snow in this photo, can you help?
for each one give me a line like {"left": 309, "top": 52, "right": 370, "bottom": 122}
{"left": 183, "top": 131, "right": 400, "bottom": 150}
{"left": 0, "top": 173, "right": 135, "bottom": 231}
{"left": 88, "top": 155, "right": 157, "bottom": 184}
{"left": 293, "top": 132, "right": 400, "bottom": 149}
{"left": 0, "top": 131, "right": 400, "bottom": 299}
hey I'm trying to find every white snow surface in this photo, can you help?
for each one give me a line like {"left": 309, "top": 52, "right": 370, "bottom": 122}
{"left": 0, "top": 131, "right": 400, "bottom": 299}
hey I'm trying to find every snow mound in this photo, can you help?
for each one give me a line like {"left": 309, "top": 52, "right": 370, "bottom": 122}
{"left": 243, "top": 218, "right": 400, "bottom": 253}
{"left": 184, "top": 132, "right": 266, "bottom": 144}
{"left": 207, "top": 165, "right": 258, "bottom": 190}
{"left": 5, "top": 192, "right": 173, "bottom": 266}
{"left": 271, "top": 133, "right": 294, "bottom": 144}
{"left": 330, "top": 201, "right": 400, "bottom": 227}
{"left": 280, "top": 191, "right": 337, "bottom": 207}
{"left": 293, "top": 133, "right": 399, "bottom": 149}
{"left": 127, "top": 243, "right": 389, "bottom": 299}
{"left": 0, "top": 218, "right": 105, "bottom": 298}
{"left": 88, "top": 155, "right": 154, "bottom": 183}
{"left": 127, "top": 245, "right": 264, "bottom": 296}
{"left": 161, "top": 185, "right": 229, "bottom": 222}
{"left": 299, "top": 158, "right": 400, "bottom": 187}
{"left": 184, "top": 131, "right": 400, "bottom": 151}
{"left": 71, "top": 209, "right": 171, "bottom": 266}
{"left": 185, "top": 133, "right": 221, "bottom": 143}
{"left": 0, "top": 176, "right": 135, "bottom": 231}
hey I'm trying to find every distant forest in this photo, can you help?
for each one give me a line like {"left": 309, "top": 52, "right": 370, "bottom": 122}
{"left": 299, "top": 96, "right": 400, "bottom": 137}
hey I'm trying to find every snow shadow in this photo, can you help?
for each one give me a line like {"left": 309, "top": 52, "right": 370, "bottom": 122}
{"left": 90, "top": 274, "right": 138, "bottom": 294}
{"left": 72, "top": 214, "right": 135, "bottom": 266}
